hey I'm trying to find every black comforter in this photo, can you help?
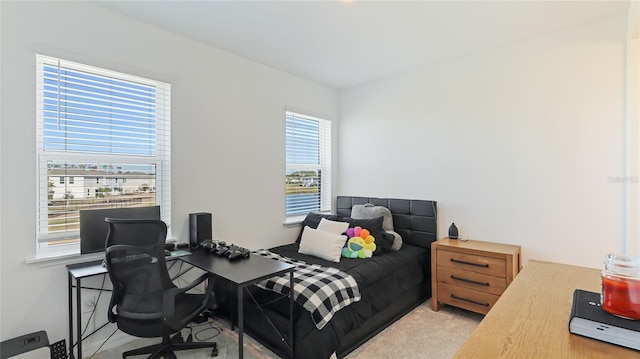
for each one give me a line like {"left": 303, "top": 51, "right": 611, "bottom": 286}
{"left": 215, "top": 242, "right": 430, "bottom": 359}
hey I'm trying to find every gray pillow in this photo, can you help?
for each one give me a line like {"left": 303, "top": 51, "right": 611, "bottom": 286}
{"left": 351, "top": 204, "right": 394, "bottom": 232}
{"left": 385, "top": 230, "right": 403, "bottom": 251}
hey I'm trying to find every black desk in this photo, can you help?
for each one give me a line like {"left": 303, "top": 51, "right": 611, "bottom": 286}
{"left": 66, "top": 259, "right": 107, "bottom": 359}
{"left": 67, "top": 251, "right": 295, "bottom": 359}
{"left": 181, "top": 251, "right": 295, "bottom": 359}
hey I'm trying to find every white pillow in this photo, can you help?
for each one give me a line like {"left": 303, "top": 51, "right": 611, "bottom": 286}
{"left": 316, "top": 217, "right": 349, "bottom": 235}
{"left": 298, "top": 226, "right": 347, "bottom": 263}
{"left": 351, "top": 204, "right": 394, "bottom": 232}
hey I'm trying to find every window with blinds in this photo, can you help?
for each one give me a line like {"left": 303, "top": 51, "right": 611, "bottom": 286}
{"left": 35, "top": 55, "right": 171, "bottom": 256}
{"left": 285, "top": 111, "right": 331, "bottom": 217}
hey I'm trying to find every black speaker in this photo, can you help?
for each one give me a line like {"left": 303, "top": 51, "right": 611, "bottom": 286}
{"left": 189, "top": 212, "right": 212, "bottom": 249}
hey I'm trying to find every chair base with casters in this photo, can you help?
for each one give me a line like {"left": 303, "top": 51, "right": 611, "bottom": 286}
{"left": 122, "top": 330, "right": 218, "bottom": 359}
{"left": 113, "top": 289, "right": 219, "bottom": 359}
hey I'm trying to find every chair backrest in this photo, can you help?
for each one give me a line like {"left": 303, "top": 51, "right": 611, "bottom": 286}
{"left": 105, "top": 218, "right": 174, "bottom": 323}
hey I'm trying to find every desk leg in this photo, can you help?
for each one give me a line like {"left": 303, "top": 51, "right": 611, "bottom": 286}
{"left": 289, "top": 270, "right": 294, "bottom": 359}
{"left": 68, "top": 273, "right": 75, "bottom": 359}
{"left": 238, "top": 285, "right": 243, "bottom": 359}
{"left": 76, "top": 277, "right": 82, "bottom": 359}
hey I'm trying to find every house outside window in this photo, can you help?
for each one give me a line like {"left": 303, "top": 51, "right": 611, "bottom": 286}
{"left": 36, "top": 54, "right": 172, "bottom": 257}
{"left": 285, "top": 111, "right": 332, "bottom": 217}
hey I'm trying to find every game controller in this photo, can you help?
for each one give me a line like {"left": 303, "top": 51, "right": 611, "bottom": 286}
{"left": 200, "top": 240, "right": 226, "bottom": 253}
{"left": 212, "top": 244, "right": 231, "bottom": 256}
{"left": 200, "top": 240, "right": 250, "bottom": 260}
{"left": 221, "top": 244, "right": 250, "bottom": 260}
{"left": 227, "top": 247, "right": 250, "bottom": 260}
{"left": 199, "top": 239, "right": 215, "bottom": 250}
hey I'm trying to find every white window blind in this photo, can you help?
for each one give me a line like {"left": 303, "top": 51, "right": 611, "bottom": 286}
{"left": 285, "top": 111, "right": 331, "bottom": 217}
{"left": 35, "top": 55, "right": 171, "bottom": 255}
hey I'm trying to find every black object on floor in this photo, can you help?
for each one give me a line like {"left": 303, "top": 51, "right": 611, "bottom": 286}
{"left": 0, "top": 331, "right": 67, "bottom": 359}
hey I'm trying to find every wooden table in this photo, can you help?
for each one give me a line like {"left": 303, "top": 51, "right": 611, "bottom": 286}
{"left": 454, "top": 260, "right": 640, "bottom": 358}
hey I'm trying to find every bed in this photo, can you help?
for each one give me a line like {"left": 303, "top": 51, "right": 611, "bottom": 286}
{"left": 213, "top": 196, "right": 437, "bottom": 358}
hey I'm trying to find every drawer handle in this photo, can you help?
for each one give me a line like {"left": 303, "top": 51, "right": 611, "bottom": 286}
{"left": 450, "top": 275, "right": 490, "bottom": 287}
{"left": 450, "top": 258, "right": 489, "bottom": 268}
{"left": 450, "top": 294, "right": 490, "bottom": 307}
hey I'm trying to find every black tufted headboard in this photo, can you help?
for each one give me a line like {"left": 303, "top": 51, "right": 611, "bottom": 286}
{"left": 336, "top": 196, "right": 437, "bottom": 249}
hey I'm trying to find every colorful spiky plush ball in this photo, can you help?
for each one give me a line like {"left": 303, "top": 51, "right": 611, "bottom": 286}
{"left": 341, "top": 226, "right": 376, "bottom": 258}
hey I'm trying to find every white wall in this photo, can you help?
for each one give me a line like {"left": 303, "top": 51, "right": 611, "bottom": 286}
{"left": 0, "top": 0, "right": 336, "bottom": 350}
{"left": 626, "top": 1, "right": 640, "bottom": 261}
{"left": 338, "top": 14, "right": 628, "bottom": 269}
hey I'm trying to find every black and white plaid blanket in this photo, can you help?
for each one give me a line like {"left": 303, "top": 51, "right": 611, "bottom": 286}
{"left": 253, "top": 249, "right": 361, "bottom": 330}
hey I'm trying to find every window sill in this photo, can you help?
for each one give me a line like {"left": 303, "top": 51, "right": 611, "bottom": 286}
{"left": 282, "top": 211, "right": 332, "bottom": 228}
{"left": 25, "top": 251, "right": 104, "bottom": 268}
{"left": 283, "top": 215, "right": 306, "bottom": 228}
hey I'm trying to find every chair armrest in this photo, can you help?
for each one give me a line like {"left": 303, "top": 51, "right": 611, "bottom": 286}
{"left": 162, "top": 273, "right": 215, "bottom": 330}
{"left": 107, "top": 284, "right": 123, "bottom": 323}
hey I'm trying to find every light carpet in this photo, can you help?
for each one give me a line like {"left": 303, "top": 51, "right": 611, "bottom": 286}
{"left": 95, "top": 299, "right": 482, "bottom": 359}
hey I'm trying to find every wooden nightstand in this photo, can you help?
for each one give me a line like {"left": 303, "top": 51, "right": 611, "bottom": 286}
{"left": 431, "top": 238, "right": 521, "bottom": 314}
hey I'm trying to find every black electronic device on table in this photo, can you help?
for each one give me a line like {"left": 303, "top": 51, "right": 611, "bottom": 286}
{"left": 214, "top": 244, "right": 232, "bottom": 256}
{"left": 200, "top": 239, "right": 225, "bottom": 252}
{"left": 199, "top": 240, "right": 250, "bottom": 260}
{"left": 189, "top": 212, "right": 212, "bottom": 249}
{"left": 569, "top": 289, "right": 640, "bottom": 350}
{"left": 227, "top": 246, "right": 250, "bottom": 260}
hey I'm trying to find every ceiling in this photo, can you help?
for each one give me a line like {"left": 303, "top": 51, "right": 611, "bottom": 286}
{"left": 93, "top": 1, "right": 630, "bottom": 90}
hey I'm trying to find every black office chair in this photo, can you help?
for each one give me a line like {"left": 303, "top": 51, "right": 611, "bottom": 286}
{"left": 104, "top": 218, "right": 217, "bottom": 359}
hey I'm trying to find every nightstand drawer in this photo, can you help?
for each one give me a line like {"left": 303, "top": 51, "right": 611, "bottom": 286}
{"left": 432, "top": 238, "right": 520, "bottom": 315}
{"left": 437, "top": 283, "right": 500, "bottom": 315}
{"left": 437, "top": 249, "right": 506, "bottom": 277}
{"left": 436, "top": 265, "right": 507, "bottom": 295}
